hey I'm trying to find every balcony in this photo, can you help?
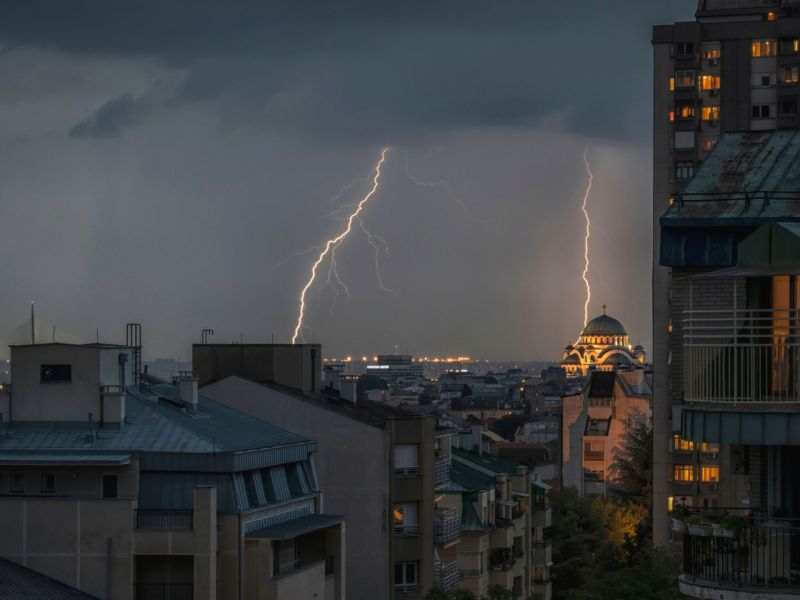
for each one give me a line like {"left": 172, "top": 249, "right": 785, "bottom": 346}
{"left": 683, "top": 308, "right": 800, "bottom": 404}
{"left": 135, "top": 510, "right": 193, "bottom": 531}
{"left": 434, "top": 560, "right": 462, "bottom": 592}
{"left": 433, "top": 454, "right": 450, "bottom": 487}
{"left": 533, "top": 543, "right": 552, "bottom": 567}
{"left": 434, "top": 507, "right": 460, "bottom": 546}
{"left": 395, "top": 583, "right": 420, "bottom": 598}
{"left": 533, "top": 580, "right": 553, "bottom": 600}
{"left": 134, "top": 583, "right": 193, "bottom": 600}
{"left": 680, "top": 517, "right": 800, "bottom": 599}
{"left": 394, "top": 524, "right": 420, "bottom": 538}
{"left": 533, "top": 507, "right": 552, "bottom": 529}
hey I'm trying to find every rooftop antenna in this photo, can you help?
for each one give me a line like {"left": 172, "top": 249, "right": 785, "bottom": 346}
{"left": 52, "top": 325, "right": 56, "bottom": 343}
{"left": 201, "top": 329, "right": 214, "bottom": 344}
{"left": 96, "top": 328, "right": 100, "bottom": 344}
{"left": 30, "top": 301, "right": 35, "bottom": 344}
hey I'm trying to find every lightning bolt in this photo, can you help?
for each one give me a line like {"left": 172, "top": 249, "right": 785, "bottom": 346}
{"left": 291, "top": 147, "right": 390, "bottom": 344}
{"left": 580, "top": 148, "right": 593, "bottom": 328}
{"left": 356, "top": 216, "right": 396, "bottom": 295}
{"left": 404, "top": 154, "right": 476, "bottom": 221}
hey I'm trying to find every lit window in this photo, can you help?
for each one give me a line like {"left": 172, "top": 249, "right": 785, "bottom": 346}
{"left": 752, "top": 39, "right": 777, "bottom": 57}
{"left": 752, "top": 104, "right": 775, "bottom": 119}
{"left": 674, "top": 464, "right": 695, "bottom": 482}
{"left": 700, "top": 74, "right": 721, "bottom": 90}
{"left": 780, "top": 66, "right": 799, "bottom": 84}
{"left": 675, "top": 70, "right": 695, "bottom": 88}
{"left": 702, "top": 45, "right": 721, "bottom": 61}
{"left": 701, "top": 106, "right": 721, "bottom": 121}
{"left": 393, "top": 502, "right": 419, "bottom": 536}
{"left": 669, "top": 77, "right": 675, "bottom": 92}
{"left": 700, "top": 442, "right": 719, "bottom": 455}
{"left": 675, "top": 162, "right": 694, "bottom": 181}
{"left": 767, "top": 11, "right": 777, "bottom": 21}
{"left": 673, "top": 434, "right": 696, "bottom": 451}
{"left": 667, "top": 496, "right": 674, "bottom": 512}
{"left": 780, "top": 38, "right": 799, "bottom": 54}
{"left": 701, "top": 137, "right": 718, "bottom": 152}
{"left": 701, "top": 466, "right": 720, "bottom": 482}
{"left": 669, "top": 110, "right": 675, "bottom": 122}
{"left": 676, "top": 104, "right": 696, "bottom": 119}
{"left": 674, "top": 131, "right": 695, "bottom": 149}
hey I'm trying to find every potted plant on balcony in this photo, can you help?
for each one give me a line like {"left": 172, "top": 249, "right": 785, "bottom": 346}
{"left": 713, "top": 515, "right": 746, "bottom": 539}
{"left": 686, "top": 514, "right": 713, "bottom": 536}
{"left": 670, "top": 504, "right": 690, "bottom": 533}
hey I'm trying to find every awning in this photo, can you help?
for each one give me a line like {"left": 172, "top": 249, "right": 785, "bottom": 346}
{"left": 245, "top": 513, "right": 344, "bottom": 540}
{"left": 681, "top": 408, "right": 800, "bottom": 445}
{"left": 0, "top": 453, "right": 131, "bottom": 466}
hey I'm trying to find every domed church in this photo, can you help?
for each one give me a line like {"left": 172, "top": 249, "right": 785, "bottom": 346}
{"left": 560, "top": 304, "right": 646, "bottom": 377}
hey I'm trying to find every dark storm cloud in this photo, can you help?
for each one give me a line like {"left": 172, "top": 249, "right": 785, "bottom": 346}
{"left": 2, "top": 1, "right": 695, "bottom": 142}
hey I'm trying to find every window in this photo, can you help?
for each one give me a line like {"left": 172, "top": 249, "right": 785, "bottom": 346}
{"left": 752, "top": 39, "right": 777, "bottom": 57}
{"left": 273, "top": 539, "right": 299, "bottom": 576}
{"left": 702, "top": 44, "right": 721, "bottom": 61}
{"left": 41, "top": 473, "right": 55, "bottom": 493}
{"left": 700, "top": 74, "right": 721, "bottom": 90}
{"left": 674, "top": 464, "right": 695, "bottom": 482}
{"left": 752, "top": 104, "right": 774, "bottom": 119}
{"left": 701, "top": 105, "right": 720, "bottom": 122}
{"left": 779, "top": 38, "right": 799, "bottom": 54}
{"left": 780, "top": 98, "right": 798, "bottom": 116}
{"left": 584, "top": 440, "right": 604, "bottom": 461}
{"left": 669, "top": 109, "right": 675, "bottom": 122}
{"left": 394, "top": 444, "right": 419, "bottom": 477}
{"left": 780, "top": 66, "right": 799, "bottom": 84}
{"left": 752, "top": 72, "right": 776, "bottom": 88}
{"left": 701, "top": 466, "right": 720, "bottom": 482}
{"left": 10, "top": 473, "right": 24, "bottom": 493}
{"left": 675, "top": 161, "right": 695, "bottom": 180}
{"left": 674, "top": 131, "right": 695, "bottom": 149}
{"left": 767, "top": 11, "right": 777, "bottom": 21}
{"left": 701, "top": 137, "right": 718, "bottom": 152}
{"left": 667, "top": 496, "right": 674, "bottom": 512}
{"left": 700, "top": 442, "right": 719, "bottom": 455}
{"left": 676, "top": 103, "right": 696, "bottom": 119}
{"left": 675, "top": 70, "right": 695, "bottom": 88}
{"left": 102, "top": 474, "right": 118, "bottom": 499}
{"left": 393, "top": 502, "right": 419, "bottom": 536}
{"left": 40, "top": 364, "right": 71, "bottom": 383}
{"left": 675, "top": 42, "right": 695, "bottom": 57}
{"left": 669, "top": 77, "right": 675, "bottom": 92}
{"left": 673, "top": 434, "right": 696, "bottom": 451}
{"left": 394, "top": 562, "right": 418, "bottom": 592}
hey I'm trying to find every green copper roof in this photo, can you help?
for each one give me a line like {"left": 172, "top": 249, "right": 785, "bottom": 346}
{"left": 452, "top": 446, "right": 520, "bottom": 476}
{"left": 448, "top": 459, "right": 495, "bottom": 492}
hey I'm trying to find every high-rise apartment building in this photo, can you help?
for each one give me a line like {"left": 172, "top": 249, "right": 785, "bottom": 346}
{"left": 652, "top": 0, "right": 800, "bottom": 547}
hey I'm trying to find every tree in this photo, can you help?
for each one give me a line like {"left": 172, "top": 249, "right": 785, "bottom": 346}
{"left": 485, "top": 585, "right": 515, "bottom": 600}
{"left": 422, "top": 589, "right": 476, "bottom": 600}
{"left": 610, "top": 414, "right": 653, "bottom": 511}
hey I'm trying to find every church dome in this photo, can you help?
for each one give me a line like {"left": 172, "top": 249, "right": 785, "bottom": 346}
{"left": 581, "top": 312, "right": 627, "bottom": 337}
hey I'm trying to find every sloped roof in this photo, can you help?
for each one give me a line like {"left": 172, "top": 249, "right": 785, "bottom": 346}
{"left": 697, "top": 0, "right": 798, "bottom": 12}
{"left": 448, "top": 458, "right": 495, "bottom": 492}
{"left": 587, "top": 371, "right": 616, "bottom": 398}
{"left": 581, "top": 314, "right": 626, "bottom": 336}
{"left": 0, "top": 558, "right": 100, "bottom": 599}
{"left": 452, "top": 446, "right": 520, "bottom": 476}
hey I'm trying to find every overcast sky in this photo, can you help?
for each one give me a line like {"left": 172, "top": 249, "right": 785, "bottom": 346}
{"left": 0, "top": 1, "right": 696, "bottom": 361}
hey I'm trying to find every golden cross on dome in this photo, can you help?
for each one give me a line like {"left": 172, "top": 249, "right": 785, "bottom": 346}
{"left": 602, "top": 304, "right": 607, "bottom": 315}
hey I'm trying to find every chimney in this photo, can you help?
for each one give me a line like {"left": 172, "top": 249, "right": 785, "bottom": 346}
{"left": 177, "top": 371, "right": 199, "bottom": 408}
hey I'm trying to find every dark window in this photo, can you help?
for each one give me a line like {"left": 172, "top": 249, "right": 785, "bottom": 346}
{"left": 675, "top": 161, "right": 695, "bottom": 180}
{"left": 10, "top": 473, "right": 24, "bottom": 493}
{"left": 780, "top": 99, "right": 798, "bottom": 116}
{"left": 40, "top": 364, "right": 71, "bottom": 382}
{"left": 41, "top": 473, "right": 55, "bottom": 493}
{"left": 676, "top": 42, "right": 695, "bottom": 57}
{"left": 102, "top": 474, "right": 118, "bottom": 499}
{"left": 752, "top": 104, "right": 773, "bottom": 118}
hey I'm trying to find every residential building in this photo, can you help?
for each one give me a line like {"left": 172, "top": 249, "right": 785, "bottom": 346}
{"left": 652, "top": 0, "right": 800, "bottom": 546}
{"left": 365, "top": 355, "right": 425, "bottom": 387}
{"left": 561, "top": 369, "right": 652, "bottom": 496}
{"left": 197, "top": 347, "right": 441, "bottom": 600}
{"left": 448, "top": 396, "right": 525, "bottom": 423}
{"left": 658, "top": 129, "right": 800, "bottom": 599}
{"left": 560, "top": 306, "right": 647, "bottom": 378}
{"left": 0, "top": 341, "right": 344, "bottom": 600}
{"left": 0, "top": 557, "right": 102, "bottom": 599}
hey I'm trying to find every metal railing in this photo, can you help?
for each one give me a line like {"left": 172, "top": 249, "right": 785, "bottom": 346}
{"left": 433, "top": 454, "right": 450, "bottom": 487}
{"left": 683, "top": 518, "right": 800, "bottom": 589}
{"left": 394, "top": 466, "right": 420, "bottom": 478}
{"left": 435, "top": 507, "right": 460, "bottom": 545}
{"left": 684, "top": 308, "right": 800, "bottom": 403}
{"left": 435, "top": 560, "right": 462, "bottom": 592}
{"left": 135, "top": 510, "right": 193, "bottom": 531}
{"left": 394, "top": 583, "right": 420, "bottom": 597}
{"left": 134, "top": 584, "right": 193, "bottom": 600}
{"left": 678, "top": 190, "right": 800, "bottom": 205}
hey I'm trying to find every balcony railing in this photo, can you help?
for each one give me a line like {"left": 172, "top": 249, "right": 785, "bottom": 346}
{"left": 583, "top": 451, "right": 604, "bottom": 462}
{"left": 433, "top": 454, "right": 450, "bottom": 487}
{"left": 435, "top": 508, "right": 460, "bottom": 545}
{"left": 684, "top": 309, "right": 800, "bottom": 403}
{"left": 135, "top": 510, "right": 193, "bottom": 531}
{"left": 394, "top": 583, "right": 420, "bottom": 597}
{"left": 435, "top": 560, "right": 462, "bottom": 592}
{"left": 394, "top": 466, "right": 420, "bottom": 478}
{"left": 682, "top": 518, "right": 800, "bottom": 590}
{"left": 134, "top": 583, "right": 193, "bottom": 600}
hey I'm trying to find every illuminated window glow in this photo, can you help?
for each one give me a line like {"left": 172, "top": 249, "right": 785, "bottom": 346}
{"left": 675, "top": 70, "right": 695, "bottom": 88}
{"left": 702, "top": 137, "right": 718, "bottom": 152}
{"left": 669, "top": 77, "right": 675, "bottom": 92}
{"left": 674, "top": 464, "right": 695, "bottom": 482}
{"left": 673, "top": 434, "right": 695, "bottom": 451}
{"left": 700, "top": 74, "right": 721, "bottom": 90}
{"left": 781, "top": 66, "right": 799, "bottom": 84}
{"left": 702, "top": 106, "right": 721, "bottom": 121}
{"left": 752, "top": 39, "right": 777, "bottom": 57}
{"left": 701, "top": 466, "right": 720, "bottom": 482}
{"left": 767, "top": 11, "right": 777, "bottom": 21}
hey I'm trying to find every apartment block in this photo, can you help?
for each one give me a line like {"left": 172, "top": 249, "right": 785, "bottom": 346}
{"left": 653, "top": 0, "right": 800, "bottom": 547}
{"left": 658, "top": 129, "right": 800, "bottom": 599}
{"left": 0, "top": 340, "right": 344, "bottom": 600}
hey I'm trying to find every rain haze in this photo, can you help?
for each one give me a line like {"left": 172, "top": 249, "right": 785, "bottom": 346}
{"left": 0, "top": 0, "right": 695, "bottom": 361}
